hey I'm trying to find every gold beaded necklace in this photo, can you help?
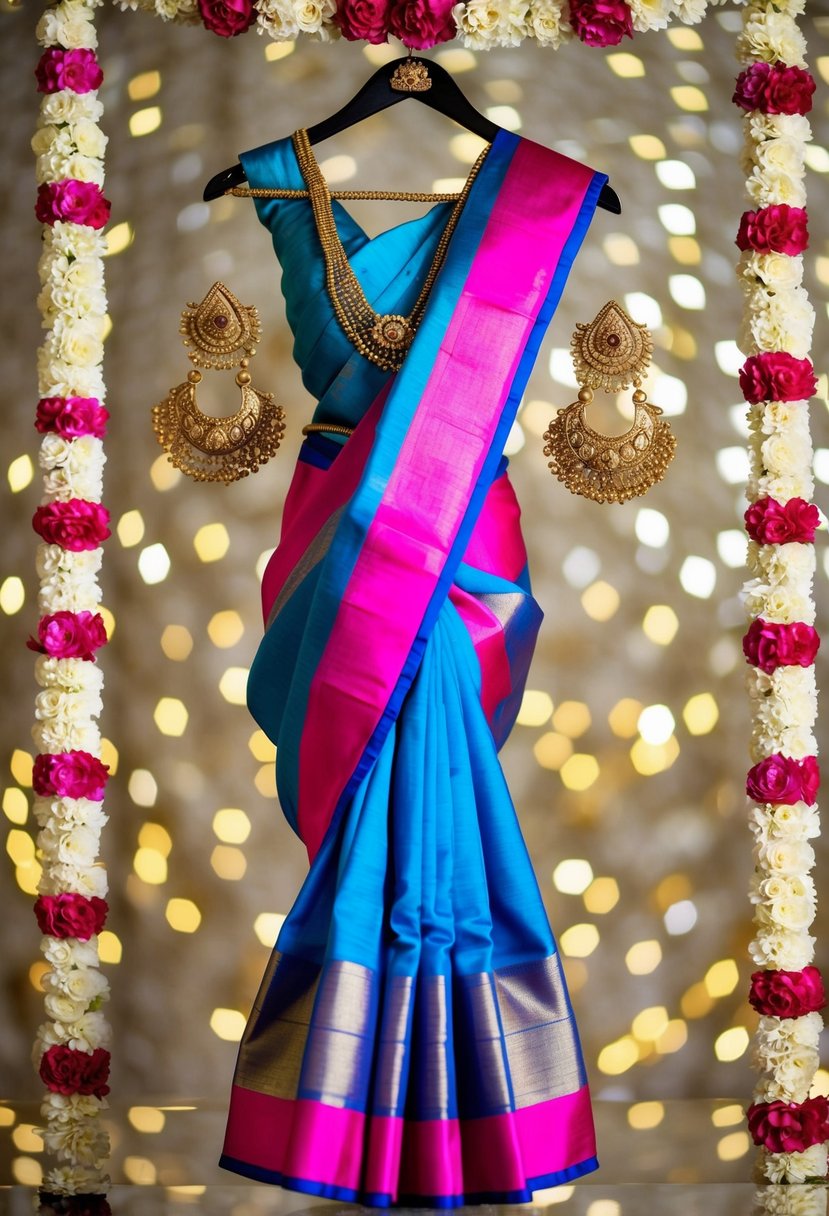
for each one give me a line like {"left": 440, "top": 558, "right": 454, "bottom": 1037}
{"left": 291, "top": 127, "right": 490, "bottom": 373}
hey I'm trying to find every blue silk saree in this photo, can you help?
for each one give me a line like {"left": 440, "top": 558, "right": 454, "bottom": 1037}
{"left": 220, "top": 127, "right": 607, "bottom": 1206}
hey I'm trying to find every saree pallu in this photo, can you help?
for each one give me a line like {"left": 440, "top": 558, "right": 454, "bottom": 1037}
{"left": 220, "top": 128, "right": 607, "bottom": 1206}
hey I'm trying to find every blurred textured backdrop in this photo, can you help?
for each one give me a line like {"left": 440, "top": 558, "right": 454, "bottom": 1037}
{"left": 1, "top": 0, "right": 828, "bottom": 1155}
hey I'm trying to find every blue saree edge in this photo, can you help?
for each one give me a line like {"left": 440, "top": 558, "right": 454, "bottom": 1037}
{"left": 218, "top": 1151, "right": 600, "bottom": 1207}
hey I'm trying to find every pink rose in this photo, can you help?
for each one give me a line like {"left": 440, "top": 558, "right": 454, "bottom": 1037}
{"left": 749, "top": 967, "right": 827, "bottom": 1018}
{"left": 35, "top": 181, "right": 111, "bottom": 231}
{"left": 28, "top": 610, "right": 108, "bottom": 661}
{"left": 736, "top": 206, "right": 809, "bottom": 256}
{"left": 734, "top": 62, "right": 816, "bottom": 116}
{"left": 744, "top": 497, "right": 819, "bottom": 545}
{"left": 197, "top": 0, "right": 256, "bottom": 35}
{"left": 569, "top": 0, "right": 632, "bottom": 47}
{"left": 739, "top": 352, "right": 818, "bottom": 405}
{"left": 39, "top": 1045, "right": 110, "bottom": 1098}
{"left": 746, "top": 753, "right": 816, "bottom": 805}
{"left": 747, "top": 1097, "right": 829, "bottom": 1153}
{"left": 799, "top": 755, "right": 820, "bottom": 805}
{"left": 388, "top": 0, "right": 455, "bottom": 48}
{"left": 35, "top": 397, "right": 109, "bottom": 440}
{"left": 34, "top": 893, "right": 108, "bottom": 941}
{"left": 743, "top": 618, "right": 820, "bottom": 674}
{"left": 35, "top": 49, "right": 104, "bottom": 96}
{"left": 32, "top": 751, "right": 109, "bottom": 800}
{"left": 32, "top": 499, "right": 111, "bottom": 551}
{"left": 334, "top": 0, "right": 389, "bottom": 41}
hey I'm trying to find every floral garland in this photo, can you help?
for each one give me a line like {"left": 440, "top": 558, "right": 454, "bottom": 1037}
{"left": 31, "top": 0, "right": 113, "bottom": 1202}
{"left": 734, "top": 0, "right": 828, "bottom": 1186}
{"left": 109, "top": 0, "right": 721, "bottom": 51}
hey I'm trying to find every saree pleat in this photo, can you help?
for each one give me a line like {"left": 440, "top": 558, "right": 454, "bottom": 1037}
{"left": 220, "top": 128, "right": 605, "bottom": 1204}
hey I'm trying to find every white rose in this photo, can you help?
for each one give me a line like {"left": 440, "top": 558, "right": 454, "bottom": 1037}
{"left": 71, "top": 119, "right": 107, "bottom": 158}
{"left": 768, "top": 800, "right": 820, "bottom": 840}
{"left": 43, "top": 936, "right": 100, "bottom": 969}
{"left": 36, "top": 545, "right": 103, "bottom": 579}
{"left": 39, "top": 434, "right": 73, "bottom": 470}
{"left": 41, "top": 1091, "right": 104, "bottom": 1122}
{"left": 48, "top": 221, "right": 107, "bottom": 261}
{"left": 256, "top": 0, "right": 300, "bottom": 36}
{"left": 40, "top": 91, "right": 104, "bottom": 126}
{"left": 64, "top": 257, "right": 105, "bottom": 292}
{"left": 57, "top": 825, "right": 102, "bottom": 867}
{"left": 43, "top": 992, "right": 88, "bottom": 1023}
{"left": 38, "top": 248, "right": 70, "bottom": 290}
{"left": 749, "top": 926, "right": 814, "bottom": 969}
{"left": 737, "top": 9, "right": 808, "bottom": 68}
{"left": 32, "top": 716, "right": 101, "bottom": 754}
{"left": 746, "top": 166, "right": 807, "bottom": 209}
{"left": 739, "top": 250, "right": 804, "bottom": 292}
{"left": 749, "top": 293, "right": 815, "bottom": 359}
{"left": 744, "top": 582, "right": 814, "bottom": 625}
{"left": 41, "top": 937, "right": 76, "bottom": 969}
{"left": 44, "top": 1164, "right": 110, "bottom": 1195}
{"left": 672, "top": 0, "right": 707, "bottom": 22}
{"left": 498, "top": 0, "right": 530, "bottom": 44}
{"left": 45, "top": 861, "right": 108, "bottom": 898}
{"left": 755, "top": 838, "right": 815, "bottom": 874}
{"left": 749, "top": 111, "right": 812, "bottom": 147}
{"left": 761, "top": 400, "right": 802, "bottom": 432}
{"left": 44, "top": 464, "right": 104, "bottom": 502}
{"left": 63, "top": 966, "right": 109, "bottom": 1004}
{"left": 770, "top": 1010, "right": 824, "bottom": 1049}
{"left": 761, "top": 430, "right": 813, "bottom": 477}
{"left": 42, "top": 1120, "right": 110, "bottom": 1168}
{"left": 453, "top": 0, "right": 504, "bottom": 45}
{"left": 628, "top": 0, "right": 671, "bottom": 31}
{"left": 530, "top": 0, "right": 569, "bottom": 46}
{"left": 755, "top": 894, "right": 815, "bottom": 932}
{"left": 39, "top": 573, "right": 102, "bottom": 615}
{"left": 291, "top": 0, "right": 325, "bottom": 31}
{"left": 751, "top": 873, "right": 813, "bottom": 905}
{"left": 751, "top": 723, "right": 818, "bottom": 762}
{"left": 66, "top": 1009, "right": 111, "bottom": 1053}
{"left": 53, "top": 322, "right": 105, "bottom": 369}
{"left": 35, "top": 655, "right": 104, "bottom": 690}
{"left": 32, "top": 125, "right": 60, "bottom": 156}
{"left": 754, "top": 136, "right": 806, "bottom": 179}
{"left": 761, "top": 1144, "right": 828, "bottom": 1185}
{"left": 759, "top": 541, "right": 816, "bottom": 584}
{"left": 36, "top": 4, "right": 100, "bottom": 48}
{"left": 35, "top": 688, "right": 104, "bottom": 724}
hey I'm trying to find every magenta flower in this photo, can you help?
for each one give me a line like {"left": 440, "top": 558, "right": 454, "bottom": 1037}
{"left": 736, "top": 205, "right": 809, "bottom": 256}
{"left": 32, "top": 751, "right": 110, "bottom": 800}
{"left": 739, "top": 352, "right": 818, "bottom": 405}
{"left": 35, "top": 397, "right": 109, "bottom": 439}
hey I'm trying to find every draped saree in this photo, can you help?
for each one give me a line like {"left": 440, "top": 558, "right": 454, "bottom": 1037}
{"left": 220, "top": 127, "right": 608, "bottom": 1206}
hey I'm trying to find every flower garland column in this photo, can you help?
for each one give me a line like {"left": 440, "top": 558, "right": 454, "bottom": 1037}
{"left": 733, "top": 1, "right": 829, "bottom": 1185}
{"left": 30, "top": 0, "right": 114, "bottom": 1198}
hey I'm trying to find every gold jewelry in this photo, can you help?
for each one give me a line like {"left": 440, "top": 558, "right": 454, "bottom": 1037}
{"left": 180, "top": 281, "right": 261, "bottom": 371}
{"left": 390, "top": 59, "right": 432, "bottom": 93}
{"left": 301, "top": 422, "right": 354, "bottom": 438}
{"left": 151, "top": 283, "right": 285, "bottom": 484}
{"left": 231, "top": 188, "right": 462, "bottom": 202}
{"left": 292, "top": 128, "right": 489, "bottom": 372}
{"left": 543, "top": 300, "right": 676, "bottom": 505}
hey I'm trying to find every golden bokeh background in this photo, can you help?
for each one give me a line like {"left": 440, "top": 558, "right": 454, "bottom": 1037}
{"left": 1, "top": 2, "right": 828, "bottom": 1184}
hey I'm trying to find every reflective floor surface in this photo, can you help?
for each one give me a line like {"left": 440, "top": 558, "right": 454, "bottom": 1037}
{"left": 2, "top": 1100, "right": 827, "bottom": 1216}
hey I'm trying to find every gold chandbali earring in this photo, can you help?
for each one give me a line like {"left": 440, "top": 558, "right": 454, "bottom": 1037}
{"left": 151, "top": 282, "right": 285, "bottom": 485}
{"left": 543, "top": 300, "right": 677, "bottom": 504}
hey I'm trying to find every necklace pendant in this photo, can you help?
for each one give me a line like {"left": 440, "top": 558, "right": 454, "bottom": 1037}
{"left": 370, "top": 314, "right": 414, "bottom": 354}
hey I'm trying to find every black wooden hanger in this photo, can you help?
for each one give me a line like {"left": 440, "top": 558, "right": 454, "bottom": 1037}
{"left": 203, "top": 55, "right": 621, "bottom": 213}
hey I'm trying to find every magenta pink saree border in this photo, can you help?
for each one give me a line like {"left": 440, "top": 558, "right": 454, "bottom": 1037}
{"left": 297, "top": 140, "right": 597, "bottom": 860}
